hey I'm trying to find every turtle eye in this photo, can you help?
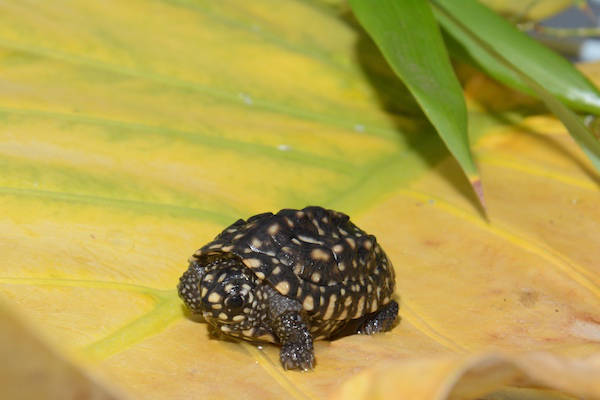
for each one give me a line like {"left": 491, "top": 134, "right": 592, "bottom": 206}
{"left": 225, "top": 294, "right": 245, "bottom": 312}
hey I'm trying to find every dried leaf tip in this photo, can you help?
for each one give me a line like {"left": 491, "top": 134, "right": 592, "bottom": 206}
{"left": 469, "top": 176, "right": 487, "bottom": 215}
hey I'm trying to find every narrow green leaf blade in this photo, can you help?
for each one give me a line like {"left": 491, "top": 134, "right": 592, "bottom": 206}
{"left": 433, "top": 0, "right": 600, "bottom": 115}
{"left": 541, "top": 90, "right": 600, "bottom": 174}
{"left": 349, "top": 0, "right": 484, "bottom": 206}
{"left": 433, "top": 1, "right": 600, "bottom": 173}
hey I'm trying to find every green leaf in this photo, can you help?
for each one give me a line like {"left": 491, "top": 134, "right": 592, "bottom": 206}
{"left": 525, "top": 77, "right": 600, "bottom": 173}
{"left": 348, "top": 0, "right": 484, "bottom": 206}
{"left": 432, "top": 0, "right": 600, "bottom": 115}
{"left": 433, "top": 0, "right": 600, "bottom": 172}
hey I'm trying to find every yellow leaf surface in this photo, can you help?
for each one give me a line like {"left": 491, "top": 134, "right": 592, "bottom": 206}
{"left": 478, "top": 0, "right": 574, "bottom": 21}
{"left": 1, "top": 1, "right": 600, "bottom": 399}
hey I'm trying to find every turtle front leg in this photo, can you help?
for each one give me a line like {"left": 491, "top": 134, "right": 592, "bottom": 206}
{"left": 266, "top": 287, "right": 314, "bottom": 371}
{"left": 274, "top": 312, "right": 314, "bottom": 370}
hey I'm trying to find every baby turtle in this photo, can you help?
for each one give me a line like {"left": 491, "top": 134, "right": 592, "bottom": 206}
{"left": 178, "top": 206, "right": 398, "bottom": 370}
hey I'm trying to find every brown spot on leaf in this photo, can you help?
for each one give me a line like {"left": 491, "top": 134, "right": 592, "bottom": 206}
{"left": 519, "top": 289, "right": 539, "bottom": 308}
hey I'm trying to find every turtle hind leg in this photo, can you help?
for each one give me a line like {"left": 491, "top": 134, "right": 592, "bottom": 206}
{"left": 357, "top": 300, "right": 399, "bottom": 335}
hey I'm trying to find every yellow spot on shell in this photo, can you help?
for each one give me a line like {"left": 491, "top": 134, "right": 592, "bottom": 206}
{"left": 268, "top": 224, "right": 280, "bottom": 235}
{"left": 244, "top": 258, "right": 262, "bottom": 268}
{"left": 354, "top": 296, "right": 365, "bottom": 318}
{"left": 293, "top": 264, "right": 303, "bottom": 275}
{"left": 323, "top": 294, "right": 337, "bottom": 319}
{"left": 303, "top": 295, "right": 315, "bottom": 311}
{"left": 275, "top": 281, "right": 290, "bottom": 295}
{"left": 298, "top": 235, "right": 323, "bottom": 245}
{"left": 311, "top": 272, "right": 321, "bottom": 282}
{"left": 370, "top": 299, "right": 378, "bottom": 312}
{"left": 311, "top": 248, "right": 330, "bottom": 261}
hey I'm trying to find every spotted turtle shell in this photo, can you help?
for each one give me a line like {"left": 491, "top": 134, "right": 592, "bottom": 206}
{"left": 191, "top": 206, "right": 395, "bottom": 320}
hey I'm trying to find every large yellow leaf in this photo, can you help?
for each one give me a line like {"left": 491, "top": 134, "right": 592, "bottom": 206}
{"left": 1, "top": 1, "right": 599, "bottom": 399}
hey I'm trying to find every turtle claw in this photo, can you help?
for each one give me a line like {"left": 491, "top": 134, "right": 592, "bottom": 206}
{"left": 280, "top": 343, "right": 315, "bottom": 371}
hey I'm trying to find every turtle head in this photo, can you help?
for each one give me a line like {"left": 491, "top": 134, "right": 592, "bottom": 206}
{"left": 178, "top": 256, "right": 260, "bottom": 333}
